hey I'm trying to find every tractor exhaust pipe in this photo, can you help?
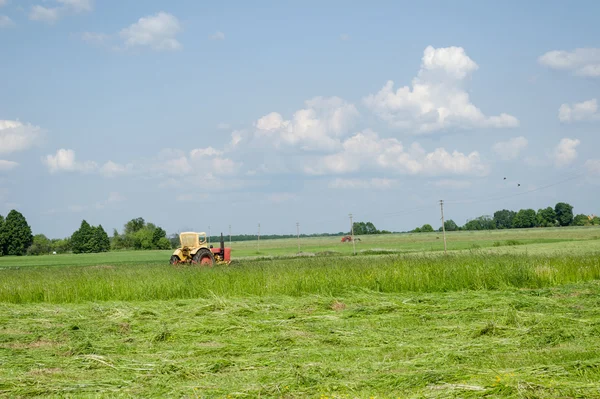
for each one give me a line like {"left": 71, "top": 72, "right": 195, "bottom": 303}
{"left": 220, "top": 233, "right": 225, "bottom": 253}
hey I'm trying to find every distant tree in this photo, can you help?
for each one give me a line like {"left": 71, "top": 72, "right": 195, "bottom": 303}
{"left": 536, "top": 207, "right": 557, "bottom": 227}
{"left": 365, "top": 222, "right": 378, "bottom": 234}
{"left": 111, "top": 228, "right": 125, "bottom": 250}
{"left": 412, "top": 227, "right": 422, "bottom": 233}
{"left": 444, "top": 219, "right": 458, "bottom": 231}
{"left": 71, "top": 220, "right": 94, "bottom": 254}
{"left": 573, "top": 214, "right": 591, "bottom": 226}
{"left": 464, "top": 215, "right": 495, "bottom": 231}
{"left": 152, "top": 227, "right": 167, "bottom": 247}
{"left": 421, "top": 224, "right": 434, "bottom": 233}
{"left": 124, "top": 217, "right": 145, "bottom": 235}
{"left": 592, "top": 216, "right": 600, "bottom": 226}
{"left": 27, "top": 234, "right": 52, "bottom": 256}
{"left": 156, "top": 237, "right": 172, "bottom": 250}
{"left": 513, "top": 209, "right": 537, "bottom": 228}
{"left": 92, "top": 225, "right": 110, "bottom": 252}
{"left": 51, "top": 238, "right": 71, "bottom": 254}
{"left": 0, "top": 215, "right": 4, "bottom": 256}
{"left": 1, "top": 210, "right": 33, "bottom": 256}
{"left": 555, "top": 202, "right": 574, "bottom": 226}
{"left": 493, "top": 210, "right": 516, "bottom": 229}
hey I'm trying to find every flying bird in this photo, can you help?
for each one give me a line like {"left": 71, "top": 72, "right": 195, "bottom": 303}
{"left": 518, "top": 183, "right": 521, "bottom": 187}
{"left": 503, "top": 177, "right": 506, "bottom": 180}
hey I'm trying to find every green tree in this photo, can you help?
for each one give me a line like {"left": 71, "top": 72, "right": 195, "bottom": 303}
{"left": 152, "top": 227, "right": 167, "bottom": 247}
{"left": 124, "top": 217, "right": 145, "bottom": 235}
{"left": 464, "top": 215, "right": 495, "bottom": 231}
{"left": 412, "top": 227, "right": 422, "bottom": 233}
{"left": 444, "top": 219, "right": 458, "bottom": 231}
{"left": 92, "top": 225, "right": 111, "bottom": 252}
{"left": 364, "top": 222, "right": 379, "bottom": 234}
{"left": 156, "top": 237, "right": 172, "bottom": 250}
{"left": 573, "top": 214, "right": 591, "bottom": 226}
{"left": 493, "top": 209, "right": 516, "bottom": 229}
{"left": 536, "top": 207, "right": 557, "bottom": 227}
{"left": 51, "top": 238, "right": 71, "bottom": 254}
{"left": 592, "top": 216, "right": 600, "bottom": 226}
{"left": 555, "top": 202, "right": 574, "bottom": 226}
{"left": 71, "top": 220, "right": 95, "bottom": 254}
{"left": 421, "top": 224, "right": 434, "bottom": 232}
{"left": 0, "top": 215, "right": 4, "bottom": 256}
{"left": 513, "top": 209, "right": 537, "bottom": 228}
{"left": 27, "top": 234, "right": 52, "bottom": 255}
{"left": 1, "top": 210, "right": 33, "bottom": 256}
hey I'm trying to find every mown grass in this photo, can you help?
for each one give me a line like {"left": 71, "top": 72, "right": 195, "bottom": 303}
{"left": 1, "top": 284, "right": 600, "bottom": 398}
{"left": 1, "top": 253, "right": 600, "bottom": 304}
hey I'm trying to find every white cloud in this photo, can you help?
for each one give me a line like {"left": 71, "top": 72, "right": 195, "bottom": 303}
{"left": 81, "top": 32, "right": 108, "bottom": 45}
{"left": 119, "top": 12, "right": 182, "bottom": 51}
{"left": 558, "top": 99, "right": 599, "bottom": 122}
{"left": 100, "top": 161, "right": 134, "bottom": 177}
{"left": 0, "top": 160, "right": 18, "bottom": 171}
{"left": 29, "top": 6, "right": 60, "bottom": 23}
{"left": 57, "top": 0, "right": 93, "bottom": 13}
{"left": 42, "top": 149, "right": 98, "bottom": 173}
{"left": 306, "top": 129, "right": 488, "bottom": 176}
{"left": 217, "top": 122, "right": 230, "bottom": 130}
{"left": 553, "top": 138, "right": 580, "bottom": 167}
{"left": 430, "top": 179, "right": 472, "bottom": 189}
{"left": 154, "top": 147, "right": 240, "bottom": 177}
{"left": 539, "top": 48, "right": 600, "bottom": 77}
{"left": 209, "top": 31, "right": 225, "bottom": 40}
{"left": 492, "top": 136, "right": 528, "bottom": 160}
{"left": 0, "top": 120, "right": 43, "bottom": 155}
{"left": 329, "top": 178, "right": 397, "bottom": 190}
{"left": 249, "top": 96, "right": 359, "bottom": 151}
{"left": 0, "top": 15, "right": 14, "bottom": 28}
{"left": 363, "top": 45, "right": 519, "bottom": 133}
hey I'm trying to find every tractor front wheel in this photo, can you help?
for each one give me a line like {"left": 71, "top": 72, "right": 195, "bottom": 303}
{"left": 169, "top": 255, "right": 179, "bottom": 265}
{"left": 193, "top": 248, "right": 215, "bottom": 266}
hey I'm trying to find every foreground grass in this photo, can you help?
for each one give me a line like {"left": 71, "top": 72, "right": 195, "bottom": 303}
{"left": 1, "top": 253, "right": 600, "bottom": 303}
{"left": 2, "top": 283, "right": 600, "bottom": 398}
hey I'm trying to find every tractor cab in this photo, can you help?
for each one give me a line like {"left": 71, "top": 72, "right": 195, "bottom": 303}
{"left": 180, "top": 232, "right": 207, "bottom": 248}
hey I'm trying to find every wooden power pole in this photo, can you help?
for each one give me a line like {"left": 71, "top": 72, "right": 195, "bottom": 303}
{"left": 440, "top": 200, "right": 447, "bottom": 254}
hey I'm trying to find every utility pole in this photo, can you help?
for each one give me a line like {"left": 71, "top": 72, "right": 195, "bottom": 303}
{"left": 229, "top": 224, "right": 232, "bottom": 247}
{"left": 296, "top": 222, "right": 300, "bottom": 253}
{"left": 349, "top": 213, "right": 356, "bottom": 255}
{"left": 257, "top": 223, "right": 260, "bottom": 253}
{"left": 440, "top": 200, "right": 447, "bottom": 254}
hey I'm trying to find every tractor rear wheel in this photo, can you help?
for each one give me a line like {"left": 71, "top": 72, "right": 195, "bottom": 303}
{"left": 169, "top": 255, "right": 179, "bottom": 265}
{"left": 193, "top": 248, "right": 215, "bottom": 266}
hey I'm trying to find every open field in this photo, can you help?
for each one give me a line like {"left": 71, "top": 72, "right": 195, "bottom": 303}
{"left": 1, "top": 227, "right": 600, "bottom": 398}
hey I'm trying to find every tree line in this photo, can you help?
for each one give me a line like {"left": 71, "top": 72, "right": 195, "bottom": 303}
{"left": 412, "top": 202, "right": 599, "bottom": 233}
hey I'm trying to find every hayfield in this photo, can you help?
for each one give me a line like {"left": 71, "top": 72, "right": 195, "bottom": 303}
{"left": 1, "top": 227, "right": 600, "bottom": 398}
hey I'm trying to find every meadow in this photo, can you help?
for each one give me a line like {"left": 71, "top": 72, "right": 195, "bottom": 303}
{"left": 1, "top": 227, "right": 600, "bottom": 398}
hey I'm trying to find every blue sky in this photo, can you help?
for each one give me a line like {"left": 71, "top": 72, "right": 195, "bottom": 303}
{"left": 1, "top": 0, "right": 599, "bottom": 238}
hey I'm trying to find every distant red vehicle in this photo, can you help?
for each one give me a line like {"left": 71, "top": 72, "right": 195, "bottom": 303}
{"left": 341, "top": 235, "right": 361, "bottom": 242}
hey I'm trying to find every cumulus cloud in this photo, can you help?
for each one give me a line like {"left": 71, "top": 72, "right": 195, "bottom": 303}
{"left": 241, "top": 96, "right": 359, "bottom": 151}
{"left": 329, "top": 178, "right": 397, "bottom": 190}
{"left": 553, "top": 138, "right": 580, "bottom": 167}
{"left": 209, "top": 31, "right": 225, "bottom": 40}
{"left": 42, "top": 149, "right": 97, "bottom": 173}
{"left": 558, "top": 99, "right": 599, "bottom": 122}
{"left": 29, "top": 0, "right": 92, "bottom": 23}
{"left": 0, "top": 15, "right": 14, "bottom": 28}
{"left": 492, "top": 136, "right": 528, "bottom": 160}
{"left": 0, "top": 160, "right": 18, "bottom": 171}
{"left": 305, "top": 129, "right": 488, "bottom": 176}
{"left": 100, "top": 161, "right": 134, "bottom": 177}
{"left": 0, "top": 120, "right": 43, "bottom": 155}
{"left": 539, "top": 48, "right": 600, "bottom": 77}
{"left": 155, "top": 146, "right": 240, "bottom": 178}
{"left": 363, "top": 46, "right": 519, "bottom": 133}
{"left": 119, "top": 12, "right": 182, "bottom": 51}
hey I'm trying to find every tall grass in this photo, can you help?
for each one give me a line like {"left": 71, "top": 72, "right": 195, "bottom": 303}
{"left": 1, "top": 253, "right": 600, "bottom": 303}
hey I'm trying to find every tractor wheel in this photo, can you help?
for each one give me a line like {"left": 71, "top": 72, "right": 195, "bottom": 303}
{"left": 169, "top": 255, "right": 179, "bottom": 265}
{"left": 193, "top": 248, "right": 215, "bottom": 266}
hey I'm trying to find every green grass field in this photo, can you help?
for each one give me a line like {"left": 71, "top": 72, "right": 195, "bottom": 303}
{"left": 1, "top": 227, "right": 600, "bottom": 398}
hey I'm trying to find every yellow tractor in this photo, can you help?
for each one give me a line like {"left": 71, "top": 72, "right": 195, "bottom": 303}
{"left": 169, "top": 232, "right": 231, "bottom": 266}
